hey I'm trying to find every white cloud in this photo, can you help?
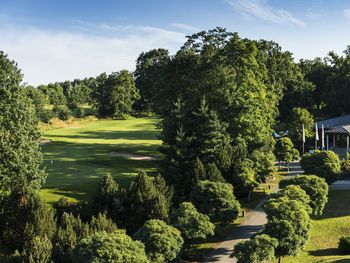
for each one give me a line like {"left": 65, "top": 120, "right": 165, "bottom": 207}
{"left": 226, "top": 0, "right": 305, "bottom": 27}
{"left": 344, "top": 9, "right": 350, "bottom": 20}
{"left": 170, "top": 23, "right": 200, "bottom": 32}
{"left": 0, "top": 24, "right": 186, "bottom": 85}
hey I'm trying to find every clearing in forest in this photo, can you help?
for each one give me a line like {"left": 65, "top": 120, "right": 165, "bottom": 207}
{"left": 40, "top": 117, "right": 161, "bottom": 203}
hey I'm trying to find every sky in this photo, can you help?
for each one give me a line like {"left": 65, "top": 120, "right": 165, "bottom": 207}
{"left": 1, "top": 0, "right": 350, "bottom": 85}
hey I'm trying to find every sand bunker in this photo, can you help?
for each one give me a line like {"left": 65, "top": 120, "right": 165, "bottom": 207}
{"left": 109, "top": 152, "right": 159, "bottom": 161}
{"left": 40, "top": 139, "right": 52, "bottom": 145}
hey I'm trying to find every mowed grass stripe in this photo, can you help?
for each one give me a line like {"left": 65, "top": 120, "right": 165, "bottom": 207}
{"left": 40, "top": 117, "right": 161, "bottom": 204}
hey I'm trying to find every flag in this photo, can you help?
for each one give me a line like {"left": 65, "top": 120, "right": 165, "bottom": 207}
{"left": 315, "top": 123, "right": 319, "bottom": 141}
{"left": 321, "top": 124, "right": 325, "bottom": 149}
{"left": 302, "top": 124, "right": 306, "bottom": 143}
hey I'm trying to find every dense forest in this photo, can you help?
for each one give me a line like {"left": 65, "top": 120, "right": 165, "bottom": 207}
{"left": 1, "top": 27, "right": 349, "bottom": 262}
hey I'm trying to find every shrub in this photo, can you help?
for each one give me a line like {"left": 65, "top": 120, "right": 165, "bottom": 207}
{"left": 37, "top": 109, "right": 55, "bottom": 123}
{"left": 24, "top": 235, "right": 53, "bottom": 263}
{"left": 190, "top": 180, "right": 241, "bottom": 223}
{"left": 339, "top": 237, "right": 350, "bottom": 254}
{"left": 280, "top": 175, "right": 328, "bottom": 215}
{"left": 170, "top": 202, "right": 215, "bottom": 242}
{"left": 134, "top": 219, "right": 183, "bottom": 263}
{"left": 233, "top": 234, "right": 277, "bottom": 263}
{"left": 341, "top": 159, "right": 350, "bottom": 175}
{"left": 53, "top": 105, "right": 71, "bottom": 121}
{"left": 72, "top": 230, "right": 149, "bottom": 263}
{"left": 300, "top": 150, "right": 340, "bottom": 182}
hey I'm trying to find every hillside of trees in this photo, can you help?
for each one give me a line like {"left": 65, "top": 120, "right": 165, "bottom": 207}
{"left": 1, "top": 27, "right": 350, "bottom": 262}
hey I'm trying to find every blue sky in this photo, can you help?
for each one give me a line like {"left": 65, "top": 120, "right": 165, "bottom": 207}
{"left": 1, "top": 0, "right": 350, "bottom": 85}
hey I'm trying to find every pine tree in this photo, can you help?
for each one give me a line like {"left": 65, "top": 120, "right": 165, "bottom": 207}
{"left": 192, "top": 157, "right": 206, "bottom": 185}
{"left": 94, "top": 173, "right": 119, "bottom": 214}
{"left": 205, "top": 162, "right": 226, "bottom": 183}
{"left": 0, "top": 51, "right": 46, "bottom": 195}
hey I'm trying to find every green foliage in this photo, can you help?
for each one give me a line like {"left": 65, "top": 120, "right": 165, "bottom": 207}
{"left": 1, "top": 192, "right": 56, "bottom": 249}
{"left": 280, "top": 175, "right": 328, "bottom": 216}
{"left": 300, "top": 151, "right": 341, "bottom": 182}
{"left": 134, "top": 48, "right": 170, "bottom": 112}
{"left": 233, "top": 234, "right": 277, "bottom": 263}
{"left": 53, "top": 213, "right": 89, "bottom": 262}
{"left": 274, "top": 137, "right": 299, "bottom": 164}
{"left": 205, "top": 162, "right": 226, "bottom": 183}
{"left": 119, "top": 171, "right": 172, "bottom": 232}
{"left": 264, "top": 197, "right": 311, "bottom": 259}
{"left": 92, "top": 70, "right": 139, "bottom": 118}
{"left": 93, "top": 173, "right": 119, "bottom": 213}
{"left": 170, "top": 202, "right": 215, "bottom": 242}
{"left": 341, "top": 158, "right": 350, "bottom": 175}
{"left": 338, "top": 236, "right": 350, "bottom": 254}
{"left": 0, "top": 52, "right": 46, "bottom": 195}
{"left": 134, "top": 219, "right": 183, "bottom": 263}
{"left": 72, "top": 230, "right": 149, "bottom": 263}
{"left": 192, "top": 157, "right": 206, "bottom": 185}
{"left": 53, "top": 105, "right": 72, "bottom": 121}
{"left": 286, "top": 107, "right": 314, "bottom": 148}
{"left": 24, "top": 235, "right": 53, "bottom": 263}
{"left": 190, "top": 180, "right": 241, "bottom": 223}
{"left": 89, "top": 213, "right": 118, "bottom": 234}
{"left": 271, "top": 185, "right": 312, "bottom": 214}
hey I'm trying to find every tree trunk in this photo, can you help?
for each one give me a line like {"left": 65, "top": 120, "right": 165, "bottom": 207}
{"left": 278, "top": 256, "right": 281, "bottom": 263}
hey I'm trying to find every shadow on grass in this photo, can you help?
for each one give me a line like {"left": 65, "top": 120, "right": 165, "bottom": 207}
{"left": 308, "top": 248, "right": 339, "bottom": 257}
{"left": 312, "top": 190, "right": 350, "bottom": 220}
{"left": 46, "top": 130, "right": 160, "bottom": 141}
{"left": 41, "top": 141, "right": 161, "bottom": 202}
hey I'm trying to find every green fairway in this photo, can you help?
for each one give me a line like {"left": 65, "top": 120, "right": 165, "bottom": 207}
{"left": 280, "top": 189, "right": 350, "bottom": 263}
{"left": 40, "top": 117, "right": 161, "bottom": 203}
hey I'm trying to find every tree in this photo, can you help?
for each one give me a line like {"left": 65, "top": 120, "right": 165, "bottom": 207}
{"left": 264, "top": 197, "right": 311, "bottom": 262}
{"left": 170, "top": 202, "right": 215, "bottom": 242}
{"left": 205, "top": 162, "right": 226, "bottom": 182}
{"left": 92, "top": 70, "right": 139, "bottom": 118}
{"left": 190, "top": 180, "right": 241, "bottom": 223}
{"left": 120, "top": 171, "right": 172, "bottom": 232}
{"left": 300, "top": 150, "right": 341, "bottom": 182}
{"left": 0, "top": 51, "right": 46, "bottom": 196}
{"left": 274, "top": 137, "right": 299, "bottom": 171}
{"left": 72, "top": 230, "right": 149, "bottom": 263}
{"left": 1, "top": 192, "right": 56, "bottom": 249}
{"left": 93, "top": 173, "right": 119, "bottom": 214}
{"left": 134, "top": 48, "right": 170, "bottom": 112}
{"left": 279, "top": 175, "right": 328, "bottom": 215}
{"left": 89, "top": 213, "right": 118, "bottom": 234}
{"left": 134, "top": 219, "right": 183, "bottom": 263}
{"left": 53, "top": 213, "right": 90, "bottom": 262}
{"left": 271, "top": 185, "right": 312, "bottom": 214}
{"left": 286, "top": 107, "right": 314, "bottom": 149}
{"left": 233, "top": 234, "right": 277, "bottom": 263}
{"left": 24, "top": 235, "right": 53, "bottom": 263}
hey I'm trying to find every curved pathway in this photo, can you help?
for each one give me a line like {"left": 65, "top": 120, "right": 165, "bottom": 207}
{"left": 204, "top": 162, "right": 303, "bottom": 263}
{"left": 203, "top": 199, "right": 268, "bottom": 263}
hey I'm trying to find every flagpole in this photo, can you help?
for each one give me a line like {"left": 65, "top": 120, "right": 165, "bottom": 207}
{"left": 302, "top": 124, "right": 305, "bottom": 154}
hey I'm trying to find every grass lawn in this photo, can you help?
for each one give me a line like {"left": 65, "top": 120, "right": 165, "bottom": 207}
{"left": 279, "top": 189, "right": 350, "bottom": 263}
{"left": 40, "top": 117, "right": 161, "bottom": 204}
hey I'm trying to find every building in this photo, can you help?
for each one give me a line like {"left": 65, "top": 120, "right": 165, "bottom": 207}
{"left": 316, "top": 114, "right": 350, "bottom": 156}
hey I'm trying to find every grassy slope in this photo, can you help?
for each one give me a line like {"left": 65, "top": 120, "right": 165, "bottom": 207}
{"left": 40, "top": 117, "right": 161, "bottom": 203}
{"left": 281, "top": 189, "right": 350, "bottom": 263}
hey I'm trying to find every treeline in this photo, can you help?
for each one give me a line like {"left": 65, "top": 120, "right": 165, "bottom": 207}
{"left": 25, "top": 69, "right": 139, "bottom": 122}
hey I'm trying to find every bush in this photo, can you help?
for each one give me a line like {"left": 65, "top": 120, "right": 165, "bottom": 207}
{"left": 280, "top": 175, "right": 328, "bottom": 215}
{"left": 233, "top": 234, "right": 277, "bottom": 263}
{"left": 24, "top": 235, "right": 53, "bottom": 263}
{"left": 134, "top": 219, "right": 183, "bottom": 263}
{"left": 339, "top": 236, "right": 350, "bottom": 254}
{"left": 300, "top": 150, "right": 340, "bottom": 182}
{"left": 53, "top": 105, "right": 71, "bottom": 121}
{"left": 190, "top": 180, "right": 241, "bottom": 224}
{"left": 170, "top": 202, "right": 215, "bottom": 242}
{"left": 37, "top": 109, "right": 55, "bottom": 123}
{"left": 341, "top": 159, "right": 350, "bottom": 175}
{"left": 72, "top": 230, "right": 149, "bottom": 263}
